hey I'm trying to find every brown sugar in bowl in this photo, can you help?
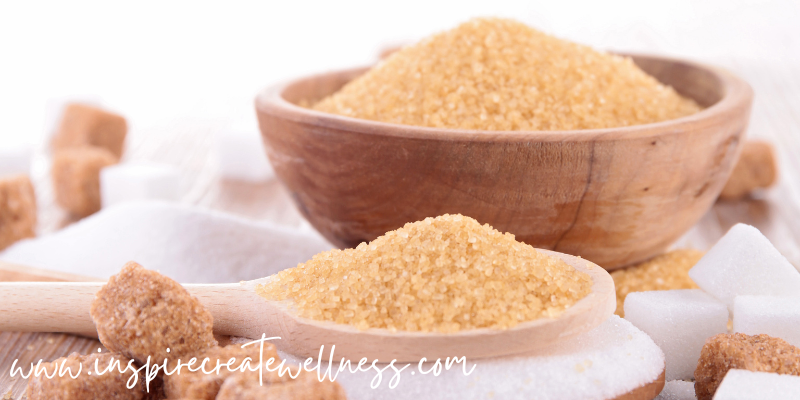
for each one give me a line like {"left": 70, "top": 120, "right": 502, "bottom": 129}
{"left": 255, "top": 54, "right": 753, "bottom": 270}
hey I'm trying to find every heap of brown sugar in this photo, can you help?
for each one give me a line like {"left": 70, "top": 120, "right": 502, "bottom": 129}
{"left": 258, "top": 214, "right": 592, "bottom": 333}
{"left": 313, "top": 18, "right": 700, "bottom": 131}
{"left": 611, "top": 249, "right": 704, "bottom": 316}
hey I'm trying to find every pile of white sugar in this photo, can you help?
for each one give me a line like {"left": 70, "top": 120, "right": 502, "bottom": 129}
{"left": 0, "top": 201, "right": 333, "bottom": 283}
{"left": 276, "top": 316, "right": 665, "bottom": 400}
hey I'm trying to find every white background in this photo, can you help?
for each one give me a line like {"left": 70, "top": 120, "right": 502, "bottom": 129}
{"left": 1, "top": 0, "right": 798, "bottom": 146}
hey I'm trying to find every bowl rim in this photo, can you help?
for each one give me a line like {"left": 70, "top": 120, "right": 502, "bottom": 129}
{"left": 255, "top": 53, "right": 753, "bottom": 143}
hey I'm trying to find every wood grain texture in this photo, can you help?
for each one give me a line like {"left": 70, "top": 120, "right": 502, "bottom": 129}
{"left": 255, "top": 54, "right": 754, "bottom": 270}
{"left": 0, "top": 266, "right": 103, "bottom": 400}
{"left": 610, "top": 369, "right": 666, "bottom": 400}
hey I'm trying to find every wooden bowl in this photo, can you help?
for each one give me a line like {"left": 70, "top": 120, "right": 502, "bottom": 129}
{"left": 255, "top": 54, "right": 753, "bottom": 269}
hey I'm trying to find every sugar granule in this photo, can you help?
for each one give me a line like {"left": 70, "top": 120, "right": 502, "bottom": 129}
{"left": 611, "top": 249, "right": 703, "bottom": 317}
{"left": 313, "top": 18, "right": 701, "bottom": 131}
{"left": 257, "top": 214, "right": 592, "bottom": 333}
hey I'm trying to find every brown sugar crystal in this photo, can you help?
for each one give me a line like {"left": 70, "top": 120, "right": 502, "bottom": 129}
{"left": 164, "top": 343, "right": 279, "bottom": 400}
{"left": 26, "top": 352, "right": 145, "bottom": 400}
{"left": 258, "top": 214, "right": 592, "bottom": 333}
{"left": 52, "top": 147, "right": 118, "bottom": 217}
{"left": 611, "top": 249, "right": 703, "bottom": 316}
{"left": 216, "top": 368, "right": 346, "bottom": 400}
{"left": 694, "top": 333, "right": 800, "bottom": 400}
{"left": 313, "top": 18, "right": 701, "bottom": 131}
{"left": 719, "top": 140, "right": 778, "bottom": 200}
{"left": 90, "top": 261, "right": 217, "bottom": 365}
{"left": 53, "top": 103, "right": 128, "bottom": 159}
{"left": 0, "top": 174, "right": 36, "bottom": 251}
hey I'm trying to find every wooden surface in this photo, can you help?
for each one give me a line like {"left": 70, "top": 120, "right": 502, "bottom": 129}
{"left": 256, "top": 54, "right": 753, "bottom": 270}
{"left": 611, "top": 369, "right": 666, "bottom": 400}
{"left": 0, "top": 265, "right": 103, "bottom": 400}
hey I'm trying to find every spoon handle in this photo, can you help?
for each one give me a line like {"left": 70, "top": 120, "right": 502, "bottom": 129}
{"left": 0, "top": 282, "right": 104, "bottom": 336}
{"left": 0, "top": 281, "right": 262, "bottom": 338}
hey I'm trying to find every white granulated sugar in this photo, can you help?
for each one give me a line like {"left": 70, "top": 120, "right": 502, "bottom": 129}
{"left": 713, "top": 369, "right": 800, "bottom": 400}
{"left": 0, "top": 201, "right": 333, "bottom": 283}
{"left": 655, "top": 380, "right": 696, "bottom": 400}
{"left": 100, "top": 162, "right": 182, "bottom": 208}
{"left": 624, "top": 289, "right": 728, "bottom": 380}
{"left": 688, "top": 223, "right": 800, "bottom": 312}
{"left": 285, "top": 316, "right": 664, "bottom": 400}
{"left": 733, "top": 295, "right": 800, "bottom": 348}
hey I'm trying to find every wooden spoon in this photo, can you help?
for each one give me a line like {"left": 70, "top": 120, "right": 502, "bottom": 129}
{"left": 0, "top": 250, "right": 615, "bottom": 362}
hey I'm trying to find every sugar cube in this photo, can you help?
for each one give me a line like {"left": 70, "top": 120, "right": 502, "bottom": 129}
{"left": 713, "top": 369, "right": 800, "bottom": 400}
{"left": 624, "top": 289, "right": 728, "bottom": 380}
{"left": 52, "top": 147, "right": 118, "bottom": 217}
{"left": 0, "top": 143, "right": 33, "bottom": 177}
{"left": 733, "top": 296, "right": 800, "bottom": 348}
{"left": 52, "top": 103, "right": 127, "bottom": 159}
{"left": 215, "top": 123, "right": 274, "bottom": 182}
{"left": 655, "top": 380, "right": 696, "bottom": 400}
{"left": 688, "top": 223, "right": 800, "bottom": 312}
{"left": 43, "top": 95, "right": 104, "bottom": 139}
{"left": 0, "top": 174, "right": 37, "bottom": 251}
{"left": 694, "top": 333, "right": 800, "bottom": 400}
{"left": 100, "top": 162, "right": 182, "bottom": 208}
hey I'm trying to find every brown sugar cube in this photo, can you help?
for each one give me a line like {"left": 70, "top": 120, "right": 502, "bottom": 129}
{"left": 216, "top": 368, "right": 347, "bottom": 400}
{"left": 26, "top": 352, "right": 146, "bottom": 400}
{"left": 52, "top": 147, "right": 117, "bottom": 217}
{"left": 694, "top": 333, "right": 800, "bottom": 400}
{"left": 90, "top": 261, "right": 217, "bottom": 365}
{"left": 164, "top": 342, "right": 279, "bottom": 400}
{"left": 53, "top": 103, "right": 128, "bottom": 159}
{"left": 719, "top": 140, "right": 778, "bottom": 200}
{"left": 0, "top": 174, "right": 36, "bottom": 251}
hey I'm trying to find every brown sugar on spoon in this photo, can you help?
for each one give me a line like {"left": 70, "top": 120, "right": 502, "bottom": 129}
{"left": 90, "top": 261, "right": 217, "bottom": 365}
{"left": 26, "top": 352, "right": 145, "bottom": 400}
{"left": 694, "top": 333, "right": 800, "bottom": 400}
{"left": 258, "top": 214, "right": 592, "bottom": 333}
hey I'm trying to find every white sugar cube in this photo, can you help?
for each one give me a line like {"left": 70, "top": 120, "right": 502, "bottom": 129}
{"left": 688, "top": 224, "right": 800, "bottom": 312}
{"left": 655, "top": 380, "right": 696, "bottom": 400}
{"left": 624, "top": 289, "right": 728, "bottom": 380}
{"left": 100, "top": 162, "right": 181, "bottom": 208}
{"left": 733, "top": 295, "right": 800, "bottom": 348}
{"left": 215, "top": 123, "right": 274, "bottom": 182}
{"left": 0, "top": 143, "right": 33, "bottom": 177}
{"left": 713, "top": 369, "right": 800, "bottom": 400}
